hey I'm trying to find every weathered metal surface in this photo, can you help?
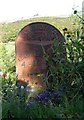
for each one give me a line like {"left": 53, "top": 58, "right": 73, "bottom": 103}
{"left": 15, "top": 22, "right": 66, "bottom": 94}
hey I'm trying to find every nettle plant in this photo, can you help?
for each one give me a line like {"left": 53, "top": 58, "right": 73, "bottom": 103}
{"left": 43, "top": 10, "right": 84, "bottom": 105}
{"left": 44, "top": 39, "right": 83, "bottom": 99}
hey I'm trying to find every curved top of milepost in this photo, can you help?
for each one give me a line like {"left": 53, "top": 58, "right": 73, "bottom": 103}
{"left": 16, "top": 22, "right": 65, "bottom": 45}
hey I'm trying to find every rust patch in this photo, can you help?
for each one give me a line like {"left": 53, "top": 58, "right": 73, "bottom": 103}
{"left": 15, "top": 22, "right": 66, "bottom": 91}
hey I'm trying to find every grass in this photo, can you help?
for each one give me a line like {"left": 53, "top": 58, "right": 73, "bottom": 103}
{"left": 0, "top": 15, "right": 84, "bottom": 119}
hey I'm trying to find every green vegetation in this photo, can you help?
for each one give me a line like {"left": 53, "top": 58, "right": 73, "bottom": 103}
{"left": 0, "top": 14, "right": 84, "bottom": 119}
{"left": 0, "top": 15, "right": 80, "bottom": 43}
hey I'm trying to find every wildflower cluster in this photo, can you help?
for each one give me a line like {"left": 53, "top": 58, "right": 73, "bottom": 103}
{"left": 28, "top": 87, "right": 64, "bottom": 107}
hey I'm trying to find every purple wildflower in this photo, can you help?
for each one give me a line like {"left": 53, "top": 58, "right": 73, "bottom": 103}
{"left": 53, "top": 91, "right": 58, "bottom": 95}
{"left": 39, "top": 92, "right": 45, "bottom": 98}
{"left": 59, "top": 87, "right": 64, "bottom": 91}
{"left": 51, "top": 98, "right": 54, "bottom": 100}
{"left": 57, "top": 97, "right": 61, "bottom": 100}
{"left": 45, "top": 91, "right": 49, "bottom": 95}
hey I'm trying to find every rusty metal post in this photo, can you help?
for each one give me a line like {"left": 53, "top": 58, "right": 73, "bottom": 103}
{"left": 15, "top": 22, "right": 66, "bottom": 98}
